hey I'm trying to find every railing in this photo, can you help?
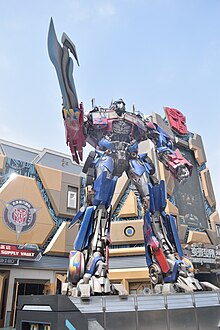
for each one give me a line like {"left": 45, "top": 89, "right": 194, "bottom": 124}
{"left": 71, "top": 291, "right": 220, "bottom": 330}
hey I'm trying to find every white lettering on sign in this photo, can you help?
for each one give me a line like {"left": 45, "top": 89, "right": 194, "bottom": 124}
{"left": 191, "top": 247, "right": 216, "bottom": 259}
{"left": 0, "top": 251, "right": 19, "bottom": 256}
{"left": 0, "top": 244, "right": 12, "bottom": 250}
{"left": 20, "top": 252, "right": 35, "bottom": 257}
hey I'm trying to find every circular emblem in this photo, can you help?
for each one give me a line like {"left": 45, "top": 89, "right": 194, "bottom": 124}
{"left": 3, "top": 199, "right": 37, "bottom": 239}
{"left": 124, "top": 226, "right": 135, "bottom": 237}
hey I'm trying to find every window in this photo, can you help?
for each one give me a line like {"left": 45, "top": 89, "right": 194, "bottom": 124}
{"left": 67, "top": 187, "right": 78, "bottom": 210}
{"left": 216, "top": 224, "right": 220, "bottom": 238}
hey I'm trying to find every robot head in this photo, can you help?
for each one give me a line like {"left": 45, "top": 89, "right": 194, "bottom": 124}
{"left": 110, "top": 99, "right": 126, "bottom": 116}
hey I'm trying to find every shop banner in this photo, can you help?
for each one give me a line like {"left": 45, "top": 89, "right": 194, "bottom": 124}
{"left": 0, "top": 243, "right": 42, "bottom": 261}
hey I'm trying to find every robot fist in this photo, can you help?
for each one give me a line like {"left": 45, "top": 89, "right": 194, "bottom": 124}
{"left": 176, "top": 165, "right": 190, "bottom": 183}
{"left": 167, "top": 149, "right": 193, "bottom": 182}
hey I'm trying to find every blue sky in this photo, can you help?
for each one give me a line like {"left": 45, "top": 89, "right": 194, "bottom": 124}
{"left": 0, "top": 0, "right": 219, "bottom": 207}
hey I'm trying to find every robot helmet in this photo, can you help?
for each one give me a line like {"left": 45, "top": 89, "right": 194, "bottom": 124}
{"left": 110, "top": 99, "right": 126, "bottom": 116}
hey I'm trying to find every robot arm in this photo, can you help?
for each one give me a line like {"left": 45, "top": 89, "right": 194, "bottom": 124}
{"left": 48, "top": 18, "right": 86, "bottom": 163}
{"left": 145, "top": 121, "right": 192, "bottom": 182}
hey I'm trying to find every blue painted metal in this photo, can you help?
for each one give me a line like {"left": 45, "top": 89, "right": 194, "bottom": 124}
{"left": 86, "top": 256, "right": 103, "bottom": 275}
{"left": 155, "top": 124, "right": 173, "bottom": 149}
{"left": 84, "top": 210, "right": 95, "bottom": 248}
{"left": 98, "top": 137, "right": 114, "bottom": 150}
{"left": 95, "top": 149, "right": 105, "bottom": 158}
{"left": 68, "top": 207, "right": 85, "bottom": 229}
{"left": 127, "top": 142, "right": 138, "bottom": 153}
{"left": 148, "top": 181, "right": 166, "bottom": 214}
{"left": 130, "top": 159, "right": 145, "bottom": 176}
{"left": 134, "top": 154, "right": 153, "bottom": 174}
{"left": 74, "top": 206, "right": 96, "bottom": 251}
{"left": 93, "top": 150, "right": 104, "bottom": 166}
{"left": 139, "top": 153, "right": 148, "bottom": 161}
{"left": 157, "top": 146, "right": 174, "bottom": 154}
{"left": 93, "top": 171, "right": 117, "bottom": 208}
{"left": 94, "top": 153, "right": 114, "bottom": 173}
{"left": 164, "top": 260, "right": 182, "bottom": 283}
{"left": 65, "top": 319, "right": 76, "bottom": 330}
{"left": 100, "top": 156, "right": 114, "bottom": 173}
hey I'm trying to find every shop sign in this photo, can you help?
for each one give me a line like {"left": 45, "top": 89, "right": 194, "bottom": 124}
{"left": 0, "top": 243, "right": 42, "bottom": 261}
{"left": 0, "top": 257, "right": 19, "bottom": 265}
{"left": 216, "top": 248, "right": 220, "bottom": 262}
{"left": 190, "top": 246, "right": 216, "bottom": 264}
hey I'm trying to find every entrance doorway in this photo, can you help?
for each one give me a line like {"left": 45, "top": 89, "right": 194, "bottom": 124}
{"left": 11, "top": 279, "right": 49, "bottom": 328}
{"left": 0, "top": 271, "right": 9, "bottom": 327}
{"left": 18, "top": 282, "right": 45, "bottom": 296}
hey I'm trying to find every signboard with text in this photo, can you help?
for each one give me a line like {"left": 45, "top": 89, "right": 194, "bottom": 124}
{"left": 0, "top": 243, "right": 42, "bottom": 262}
{"left": 190, "top": 246, "right": 217, "bottom": 264}
{"left": 0, "top": 257, "right": 19, "bottom": 265}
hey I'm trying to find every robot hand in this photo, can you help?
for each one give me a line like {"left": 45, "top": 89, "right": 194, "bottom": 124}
{"left": 166, "top": 148, "right": 193, "bottom": 181}
{"left": 176, "top": 164, "right": 190, "bottom": 183}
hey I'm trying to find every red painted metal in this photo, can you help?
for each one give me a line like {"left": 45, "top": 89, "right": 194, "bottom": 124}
{"left": 168, "top": 148, "right": 193, "bottom": 178}
{"left": 0, "top": 243, "right": 41, "bottom": 261}
{"left": 64, "top": 102, "right": 86, "bottom": 163}
{"left": 165, "top": 107, "right": 188, "bottom": 135}
{"left": 154, "top": 248, "right": 170, "bottom": 273}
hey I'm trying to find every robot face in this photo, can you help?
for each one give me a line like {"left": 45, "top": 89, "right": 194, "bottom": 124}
{"left": 111, "top": 99, "right": 126, "bottom": 116}
{"left": 165, "top": 107, "right": 188, "bottom": 135}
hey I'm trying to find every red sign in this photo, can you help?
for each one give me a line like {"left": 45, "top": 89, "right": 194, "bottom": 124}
{"left": 0, "top": 243, "right": 42, "bottom": 261}
{"left": 165, "top": 107, "right": 188, "bottom": 135}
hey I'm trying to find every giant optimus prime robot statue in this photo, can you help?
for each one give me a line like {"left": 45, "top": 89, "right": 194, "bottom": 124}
{"left": 48, "top": 19, "right": 216, "bottom": 297}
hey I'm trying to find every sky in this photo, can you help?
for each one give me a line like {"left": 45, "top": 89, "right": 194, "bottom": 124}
{"left": 0, "top": 0, "right": 219, "bottom": 208}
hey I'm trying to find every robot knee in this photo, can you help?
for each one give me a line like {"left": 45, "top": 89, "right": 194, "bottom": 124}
{"left": 143, "top": 196, "right": 150, "bottom": 210}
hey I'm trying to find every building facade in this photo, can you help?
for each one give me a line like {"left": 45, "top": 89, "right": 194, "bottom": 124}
{"left": 0, "top": 108, "right": 219, "bottom": 327}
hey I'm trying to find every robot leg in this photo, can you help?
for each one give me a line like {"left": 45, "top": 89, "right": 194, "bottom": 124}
{"left": 66, "top": 152, "right": 127, "bottom": 297}
{"left": 127, "top": 159, "right": 168, "bottom": 281}
{"left": 144, "top": 180, "right": 204, "bottom": 293}
{"left": 128, "top": 159, "right": 204, "bottom": 292}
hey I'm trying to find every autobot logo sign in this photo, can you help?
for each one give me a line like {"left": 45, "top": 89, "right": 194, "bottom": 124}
{"left": 3, "top": 200, "right": 38, "bottom": 239}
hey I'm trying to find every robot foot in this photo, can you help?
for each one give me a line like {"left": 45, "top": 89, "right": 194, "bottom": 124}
{"left": 154, "top": 276, "right": 219, "bottom": 294}
{"left": 62, "top": 277, "right": 128, "bottom": 299}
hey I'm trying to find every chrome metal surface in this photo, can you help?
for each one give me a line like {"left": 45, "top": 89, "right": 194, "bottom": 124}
{"left": 70, "top": 291, "right": 220, "bottom": 330}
